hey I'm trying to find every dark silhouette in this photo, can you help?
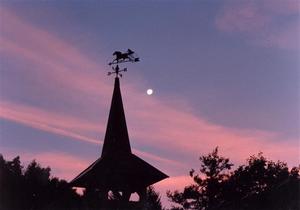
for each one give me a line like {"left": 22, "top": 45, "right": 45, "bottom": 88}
{"left": 1, "top": 149, "right": 299, "bottom": 210}
{"left": 107, "top": 65, "right": 127, "bottom": 77}
{"left": 167, "top": 147, "right": 300, "bottom": 210}
{"left": 0, "top": 154, "right": 81, "bottom": 210}
{"left": 70, "top": 70, "right": 168, "bottom": 208}
{"left": 108, "top": 49, "right": 139, "bottom": 65}
{"left": 0, "top": 154, "right": 164, "bottom": 210}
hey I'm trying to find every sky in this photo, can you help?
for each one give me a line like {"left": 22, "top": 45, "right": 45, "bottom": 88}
{"left": 0, "top": 0, "right": 299, "bottom": 207}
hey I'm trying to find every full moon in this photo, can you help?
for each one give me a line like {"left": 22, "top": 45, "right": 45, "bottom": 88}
{"left": 147, "top": 89, "right": 153, "bottom": 95}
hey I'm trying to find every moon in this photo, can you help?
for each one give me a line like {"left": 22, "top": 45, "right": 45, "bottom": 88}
{"left": 147, "top": 89, "right": 153, "bottom": 95}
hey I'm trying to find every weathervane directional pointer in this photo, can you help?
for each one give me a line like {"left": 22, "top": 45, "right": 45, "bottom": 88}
{"left": 107, "top": 65, "right": 127, "bottom": 77}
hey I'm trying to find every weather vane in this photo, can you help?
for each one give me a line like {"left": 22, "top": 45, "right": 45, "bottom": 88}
{"left": 108, "top": 49, "right": 139, "bottom": 77}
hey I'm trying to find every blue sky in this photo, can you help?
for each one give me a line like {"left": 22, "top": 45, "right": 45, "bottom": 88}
{"left": 0, "top": 0, "right": 299, "bottom": 205}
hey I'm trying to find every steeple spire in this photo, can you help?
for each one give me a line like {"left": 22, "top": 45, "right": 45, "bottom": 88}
{"left": 101, "top": 77, "right": 131, "bottom": 157}
{"left": 70, "top": 50, "right": 168, "bottom": 207}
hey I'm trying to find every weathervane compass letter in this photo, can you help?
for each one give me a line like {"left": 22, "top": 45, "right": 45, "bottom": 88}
{"left": 107, "top": 65, "right": 127, "bottom": 78}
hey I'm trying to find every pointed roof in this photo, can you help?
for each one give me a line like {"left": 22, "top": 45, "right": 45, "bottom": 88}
{"left": 101, "top": 77, "right": 131, "bottom": 157}
{"left": 70, "top": 154, "right": 168, "bottom": 191}
{"left": 70, "top": 76, "right": 168, "bottom": 190}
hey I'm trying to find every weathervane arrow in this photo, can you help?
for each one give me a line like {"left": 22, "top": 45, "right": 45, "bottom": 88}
{"left": 107, "top": 65, "right": 127, "bottom": 78}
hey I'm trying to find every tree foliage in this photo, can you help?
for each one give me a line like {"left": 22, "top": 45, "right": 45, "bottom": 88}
{"left": 1, "top": 150, "right": 299, "bottom": 210}
{"left": 167, "top": 148, "right": 300, "bottom": 210}
{"left": 0, "top": 154, "right": 81, "bottom": 210}
{"left": 144, "top": 186, "right": 164, "bottom": 210}
{"left": 0, "top": 154, "right": 164, "bottom": 210}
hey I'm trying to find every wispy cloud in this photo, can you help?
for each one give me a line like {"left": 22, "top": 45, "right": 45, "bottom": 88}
{"left": 0, "top": 6, "right": 299, "bottom": 200}
{"left": 0, "top": 101, "right": 101, "bottom": 144}
{"left": 0, "top": 100, "right": 184, "bottom": 171}
{"left": 1, "top": 5, "right": 298, "bottom": 171}
{"left": 1, "top": 148, "right": 90, "bottom": 180}
{"left": 125, "top": 92, "right": 299, "bottom": 168}
{"left": 0, "top": 7, "right": 111, "bottom": 105}
{"left": 215, "top": 0, "right": 300, "bottom": 50}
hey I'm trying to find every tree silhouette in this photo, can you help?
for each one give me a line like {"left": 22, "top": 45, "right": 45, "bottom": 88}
{"left": 167, "top": 148, "right": 300, "bottom": 210}
{"left": 0, "top": 155, "right": 24, "bottom": 210}
{"left": 1, "top": 151, "right": 298, "bottom": 210}
{"left": 0, "top": 154, "right": 164, "bottom": 210}
{"left": 144, "top": 186, "right": 164, "bottom": 210}
{"left": 167, "top": 147, "right": 233, "bottom": 210}
{"left": 222, "top": 153, "right": 300, "bottom": 210}
{"left": 0, "top": 154, "right": 81, "bottom": 210}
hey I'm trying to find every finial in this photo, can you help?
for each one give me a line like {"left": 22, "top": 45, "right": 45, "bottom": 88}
{"left": 108, "top": 49, "right": 139, "bottom": 78}
{"left": 107, "top": 65, "right": 127, "bottom": 78}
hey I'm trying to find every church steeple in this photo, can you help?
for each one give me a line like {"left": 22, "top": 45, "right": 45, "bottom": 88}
{"left": 101, "top": 77, "right": 131, "bottom": 157}
{"left": 70, "top": 50, "right": 168, "bottom": 207}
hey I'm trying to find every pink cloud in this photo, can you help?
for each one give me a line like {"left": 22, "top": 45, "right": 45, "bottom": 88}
{"left": 0, "top": 7, "right": 112, "bottom": 104}
{"left": 265, "top": 20, "right": 300, "bottom": 50}
{"left": 154, "top": 175, "right": 193, "bottom": 193}
{"left": 154, "top": 176, "right": 194, "bottom": 208}
{"left": 215, "top": 1, "right": 270, "bottom": 33}
{"left": 26, "top": 152, "right": 89, "bottom": 181}
{"left": 0, "top": 101, "right": 101, "bottom": 144}
{"left": 125, "top": 92, "right": 299, "bottom": 168}
{"left": 262, "top": 0, "right": 300, "bottom": 15}
{"left": 0, "top": 99, "right": 184, "bottom": 171}
{"left": 0, "top": 7, "right": 299, "bottom": 207}
{"left": 4, "top": 93, "right": 297, "bottom": 176}
{"left": 215, "top": 0, "right": 300, "bottom": 50}
{"left": 1, "top": 6, "right": 298, "bottom": 170}
{"left": 1, "top": 148, "right": 90, "bottom": 180}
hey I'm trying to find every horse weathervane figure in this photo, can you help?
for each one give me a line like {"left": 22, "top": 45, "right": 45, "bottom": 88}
{"left": 108, "top": 49, "right": 139, "bottom": 77}
{"left": 108, "top": 49, "right": 140, "bottom": 66}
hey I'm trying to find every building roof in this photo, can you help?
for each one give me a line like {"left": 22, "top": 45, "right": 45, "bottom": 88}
{"left": 70, "top": 77, "right": 168, "bottom": 191}
{"left": 101, "top": 77, "right": 131, "bottom": 157}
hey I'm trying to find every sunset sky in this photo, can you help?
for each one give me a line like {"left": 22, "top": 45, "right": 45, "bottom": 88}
{"left": 0, "top": 0, "right": 299, "bottom": 206}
